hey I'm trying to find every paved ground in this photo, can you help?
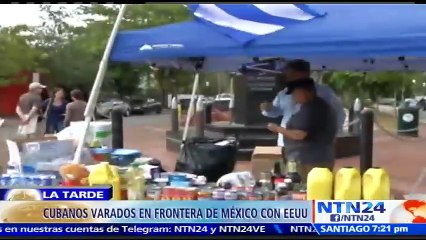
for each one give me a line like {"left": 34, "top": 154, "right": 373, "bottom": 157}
{"left": 1, "top": 111, "right": 425, "bottom": 196}
{"left": 122, "top": 112, "right": 426, "bottom": 196}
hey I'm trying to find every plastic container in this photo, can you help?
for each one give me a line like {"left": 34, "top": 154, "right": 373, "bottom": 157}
{"left": 68, "top": 121, "right": 112, "bottom": 147}
{"left": 306, "top": 168, "right": 333, "bottom": 200}
{"left": 88, "top": 162, "right": 121, "bottom": 200}
{"left": 362, "top": 167, "right": 390, "bottom": 200}
{"left": 111, "top": 149, "right": 141, "bottom": 166}
{"left": 334, "top": 167, "right": 361, "bottom": 200}
{"left": 90, "top": 148, "right": 113, "bottom": 162}
{"left": 127, "top": 163, "right": 145, "bottom": 200}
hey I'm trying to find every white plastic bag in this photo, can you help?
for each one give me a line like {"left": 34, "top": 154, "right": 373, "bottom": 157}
{"left": 216, "top": 171, "right": 255, "bottom": 188}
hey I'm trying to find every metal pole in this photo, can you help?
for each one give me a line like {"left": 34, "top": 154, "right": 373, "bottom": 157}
{"left": 73, "top": 4, "right": 127, "bottom": 163}
{"left": 195, "top": 96, "right": 205, "bottom": 138}
{"left": 111, "top": 109, "right": 123, "bottom": 149}
{"left": 182, "top": 73, "right": 200, "bottom": 143}
{"left": 348, "top": 106, "right": 354, "bottom": 134}
{"left": 229, "top": 95, "right": 235, "bottom": 124}
{"left": 171, "top": 97, "right": 179, "bottom": 132}
{"left": 205, "top": 102, "right": 212, "bottom": 124}
{"left": 229, "top": 76, "right": 235, "bottom": 124}
{"left": 353, "top": 98, "right": 362, "bottom": 135}
{"left": 359, "top": 109, "right": 374, "bottom": 174}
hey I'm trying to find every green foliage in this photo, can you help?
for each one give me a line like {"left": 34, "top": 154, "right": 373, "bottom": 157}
{"left": 324, "top": 71, "right": 423, "bottom": 107}
{"left": 0, "top": 26, "right": 41, "bottom": 84}
{"left": 46, "top": 4, "right": 191, "bottom": 97}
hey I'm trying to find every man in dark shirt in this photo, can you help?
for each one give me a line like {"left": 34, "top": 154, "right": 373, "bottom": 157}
{"left": 64, "top": 89, "right": 87, "bottom": 127}
{"left": 267, "top": 78, "right": 337, "bottom": 182}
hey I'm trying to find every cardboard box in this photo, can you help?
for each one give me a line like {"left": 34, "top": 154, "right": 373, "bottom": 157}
{"left": 251, "top": 146, "right": 283, "bottom": 180}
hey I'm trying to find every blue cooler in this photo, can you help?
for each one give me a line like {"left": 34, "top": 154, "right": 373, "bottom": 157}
{"left": 111, "top": 149, "right": 141, "bottom": 166}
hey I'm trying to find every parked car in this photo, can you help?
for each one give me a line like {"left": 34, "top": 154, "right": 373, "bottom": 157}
{"left": 130, "top": 98, "right": 162, "bottom": 114}
{"left": 95, "top": 98, "right": 131, "bottom": 118}
{"left": 403, "top": 98, "right": 418, "bottom": 108}
{"left": 215, "top": 93, "right": 233, "bottom": 101}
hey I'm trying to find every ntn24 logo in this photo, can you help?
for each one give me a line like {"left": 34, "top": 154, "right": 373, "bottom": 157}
{"left": 316, "top": 200, "right": 426, "bottom": 223}
{"left": 331, "top": 214, "right": 375, "bottom": 222}
{"left": 317, "top": 201, "right": 386, "bottom": 214}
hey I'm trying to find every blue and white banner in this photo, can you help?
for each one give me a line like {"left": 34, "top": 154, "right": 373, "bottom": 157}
{"left": 187, "top": 4, "right": 325, "bottom": 44}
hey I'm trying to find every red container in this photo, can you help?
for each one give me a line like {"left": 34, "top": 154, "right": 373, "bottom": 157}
{"left": 61, "top": 180, "right": 84, "bottom": 187}
{"left": 90, "top": 148, "right": 112, "bottom": 162}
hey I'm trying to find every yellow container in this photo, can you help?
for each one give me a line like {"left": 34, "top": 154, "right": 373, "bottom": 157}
{"left": 362, "top": 167, "right": 390, "bottom": 200}
{"left": 334, "top": 167, "right": 361, "bottom": 200}
{"left": 88, "top": 162, "right": 121, "bottom": 200}
{"left": 307, "top": 168, "right": 333, "bottom": 200}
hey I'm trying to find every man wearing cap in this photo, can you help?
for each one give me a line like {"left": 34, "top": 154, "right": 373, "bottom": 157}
{"left": 16, "top": 82, "right": 46, "bottom": 137}
{"left": 261, "top": 60, "right": 345, "bottom": 171}
{"left": 266, "top": 78, "right": 337, "bottom": 182}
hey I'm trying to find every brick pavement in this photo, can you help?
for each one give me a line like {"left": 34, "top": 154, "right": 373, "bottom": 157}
{"left": 125, "top": 117, "right": 426, "bottom": 196}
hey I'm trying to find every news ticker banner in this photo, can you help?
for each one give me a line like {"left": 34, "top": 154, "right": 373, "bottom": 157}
{"left": 0, "top": 200, "right": 423, "bottom": 236}
{"left": 0, "top": 223, "right": 423, "bottom": 236}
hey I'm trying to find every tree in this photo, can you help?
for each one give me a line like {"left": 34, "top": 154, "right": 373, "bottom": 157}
{"left": 107, "top": 63, "right": 148, "bottom": 98}
{"left": 0, "top": 26, "right": 41, "bottom": 85}
{"left": 75, "top": 4, "right": 192, "bottom": 100}
{"left": 324, "top": 71, "right": 422, "bottom": 107}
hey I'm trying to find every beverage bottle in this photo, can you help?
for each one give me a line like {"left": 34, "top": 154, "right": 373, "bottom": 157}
{"left": 259, "top": 172, "right": 272, "bottom": 191}
{"left": 287, "top": 159, "right": 302, "bottom": 184}
{"left": 271, "top": 161, "right": 285, "bottom": 190}
{"left": 90, "top": 139, "right": 102, "bottom": 148}
{"left": 127, "top": 163, "right": 145, "bottom": 200}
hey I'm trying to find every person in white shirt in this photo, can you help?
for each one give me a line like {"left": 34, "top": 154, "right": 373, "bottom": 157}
{"left": 260, "top": 60, "right": 346, "bottom": 164}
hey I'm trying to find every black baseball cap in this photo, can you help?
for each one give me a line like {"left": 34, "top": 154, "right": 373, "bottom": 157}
{"left": 285, "top": 59, "right": 311, "bottom": 73}
{"left": 285, "top": 78, "right": 315, "bottom": 95}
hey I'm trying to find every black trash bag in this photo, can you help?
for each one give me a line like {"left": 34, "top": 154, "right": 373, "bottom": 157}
{"left": 175, "top": 137, "right": 238, "bottom": 182}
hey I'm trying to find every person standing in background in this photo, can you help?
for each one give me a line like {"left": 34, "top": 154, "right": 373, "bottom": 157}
{"left": 266, "top": 78, "right": 337, "bottom": 182}
{"left": 64, "top": 89, "right": 87, "bottom": 127}
{"left": 43, "top": 87, "right": 68, "bottom": 134}
{"left": 261, "top": 60, "right": 346, "bottom": 166}
{"left": 16, "top": 82, "right": 46, "bottom": 137}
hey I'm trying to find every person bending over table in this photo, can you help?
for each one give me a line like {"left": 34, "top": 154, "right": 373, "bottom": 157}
{"left": 261, "top": 60, "right": 345, "bottom": 167}
{"left": 267, "top": 78, "right": 337, "bottom": 183}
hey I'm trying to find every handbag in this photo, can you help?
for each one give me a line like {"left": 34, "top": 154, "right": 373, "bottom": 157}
{"left": 39, "top": 98, "right": 53, "bottom": 123}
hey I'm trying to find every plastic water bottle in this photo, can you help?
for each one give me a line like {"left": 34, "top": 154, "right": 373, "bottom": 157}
{"left": 0, "top": 174, "right": 11, "bottom": 187}
{"left": 10, "top": 175, "right": 22, "bottom": 187}
{"left": 31, "top": 175, "right": 42, "bottom": 187}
